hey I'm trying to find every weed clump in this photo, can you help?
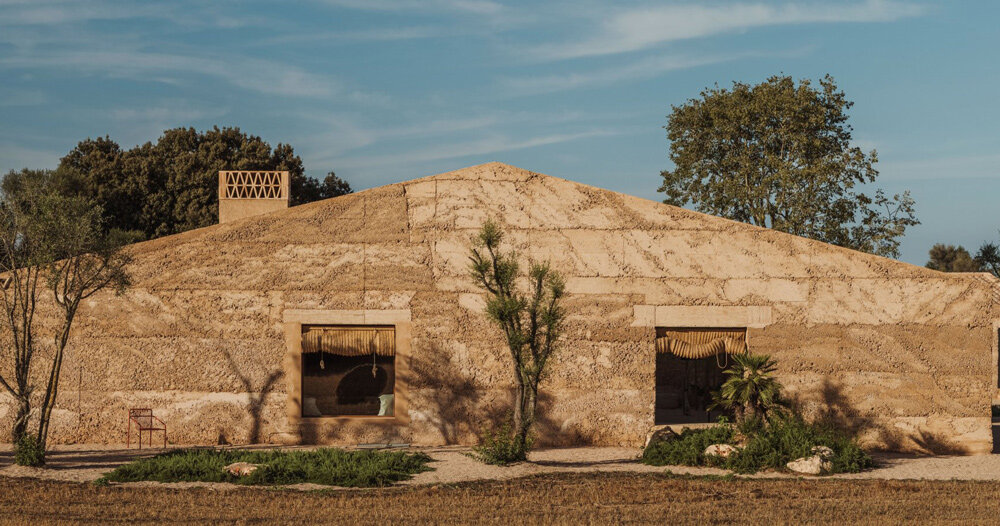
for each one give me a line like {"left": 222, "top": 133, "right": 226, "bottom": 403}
{"left": 14, "top": 433, "right": 45, "bottom": 467}
{"left": 471, "top": 421, "right": 532, "bottom": 466}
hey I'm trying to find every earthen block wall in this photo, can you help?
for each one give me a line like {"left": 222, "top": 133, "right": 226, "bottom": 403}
{"left": 1, "top": 163, "right": 996, "bottom": 454}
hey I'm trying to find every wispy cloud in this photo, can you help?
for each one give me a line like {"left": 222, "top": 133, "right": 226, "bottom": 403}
{"left": 0, "top": 89, "right": 46, "bottom": 106}
{"left": 531, "top": 0, "right": 925, "bottom": 60}
{"left": 261, "top": 26, "right": 451, "bottom": 45}
{"left": 0, "top": 51, "right": 337, "bottom": 97}
{"left": 0, "top": 1, "right": 164, "bottom": 25}
{"left": 110, "top": 107, "right": 211, "bottom": 123}
{"left": 317, "top": 0, "right": 503, "bottom": 15}
{"left": 0, "top": 144, "right": 63, "bottom": 173}
{"left": 330, "top": 129, "right": 618, "bottom": 169}
{"left": 504, "top": 53, "right": 743, "bottom": 96}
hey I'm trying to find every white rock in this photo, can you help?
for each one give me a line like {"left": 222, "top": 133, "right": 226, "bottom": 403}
{"left": 786, "top": 455, "right": 832, "bottom": 475}
{"left": 644, "top": 426, "right": 679, "bottom": 449}
{"left": 704, "top": 444, "right": 739, "bottom": 458}
{"left": 224, "top": 462, "right": 259, "bottom": 477}
{"left": 811, "top": 446, "right": 834, "bottom": 459}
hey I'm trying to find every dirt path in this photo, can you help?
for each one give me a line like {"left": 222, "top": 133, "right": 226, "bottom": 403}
{"left": 3, "top": 444, "right": 1000, "bottom": 489}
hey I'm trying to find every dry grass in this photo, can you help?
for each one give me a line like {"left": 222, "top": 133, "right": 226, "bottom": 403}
{"left": 3, "top": 472, "right": 1000, "bottom": 524}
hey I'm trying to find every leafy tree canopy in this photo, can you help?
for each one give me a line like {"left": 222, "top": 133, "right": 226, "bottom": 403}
{"left": 925, "top": 243, "right": 981, "bottom": 272}
{"left": 660, "top": 74, "right": 918, "bottom": 259}
{"left": 52, "top": 127, "right": 351, "bottom": 240}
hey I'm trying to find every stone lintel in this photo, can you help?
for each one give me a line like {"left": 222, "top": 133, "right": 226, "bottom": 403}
{"left": 632, "top": 305, "right": 772, "bottom": 328}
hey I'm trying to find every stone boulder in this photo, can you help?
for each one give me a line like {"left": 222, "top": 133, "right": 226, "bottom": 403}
{"left": 224, "top": 462, "right": 259, "bottom": 477}
{"left": 704, "top": 444, "right": 739, "bottom": 458}
{"left": 786, "top": 455, "right": 832, "bottom": 475}
{"left": 644, "top": 426, "right": 679, "bottom": 449}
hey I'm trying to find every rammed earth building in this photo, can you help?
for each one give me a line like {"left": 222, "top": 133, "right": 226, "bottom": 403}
{"left": 3, "top": 163, "right": 998, "bottom": 453}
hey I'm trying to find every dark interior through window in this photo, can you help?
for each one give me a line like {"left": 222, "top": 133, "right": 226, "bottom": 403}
{"left": 654, "top": 353, "right": 728, "bottom": 425}
{"left": 654, "top": 327, "right": 745, "bottom": 425}
{"left": 301, "top": 326, "right": 395, "bottom": 417}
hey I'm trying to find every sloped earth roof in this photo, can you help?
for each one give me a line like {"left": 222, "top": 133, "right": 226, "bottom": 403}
{"left": 127, "top": 162, "right": 994, "bottom": 284}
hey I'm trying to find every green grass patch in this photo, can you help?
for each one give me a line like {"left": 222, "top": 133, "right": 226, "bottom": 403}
{"left": 642, "top": 415, "right": 874, "bottom": 475}
{"left": 99, "top": 448, "right": 433, "bottom": 487}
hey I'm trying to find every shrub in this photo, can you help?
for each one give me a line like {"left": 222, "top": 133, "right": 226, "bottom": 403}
{"left": 14, "top": 433, "right": 45, "bottom": 467}
{"left": 641, "top": 414, "right": 874, "bottom": 475}
{"left": 641, "top": 425, "right": 734, "bottom": 467}
{"left": 100, "top": 448, "right": 432, "bottom": 487}
{"left": 472, "top": 421, "right": 531, "bottom": 466}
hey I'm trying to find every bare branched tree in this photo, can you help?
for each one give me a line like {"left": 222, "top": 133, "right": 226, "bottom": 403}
{"left": 469, "top": 219, "right": 565, "bottom": 459}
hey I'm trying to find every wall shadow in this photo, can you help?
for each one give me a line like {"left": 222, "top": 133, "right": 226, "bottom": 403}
{"left": 223, "top": 350, "right": 283, "bottom": 445}
{"left": 407, "top": 341, "right": 483, "bottom": 444}
{"left": 407, "top": 341, "right": 560, "bottom": 446}
{"left": 789, "top": 376, "right": 970, "bottom": 455}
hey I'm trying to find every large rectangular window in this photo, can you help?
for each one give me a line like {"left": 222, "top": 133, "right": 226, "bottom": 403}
{"left": 300, "top": 326, "right": 395, "bottom": 418}
{"left": 654, "top": 327, "right": 746, "bottom": 425}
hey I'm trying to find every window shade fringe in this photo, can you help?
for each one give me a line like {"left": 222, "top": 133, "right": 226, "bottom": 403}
{"left": 655, "top": 329, "right": 747, "bottom": 359}
{"left": 301, "top": 327, "right": 395, "bottom": 357}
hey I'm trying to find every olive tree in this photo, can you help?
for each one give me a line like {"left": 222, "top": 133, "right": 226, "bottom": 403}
{"left": 0, "top": 169, "right": 136, "bottom": 463}
{"left": 469, "top": 220, "right": 565, "bottom": 460}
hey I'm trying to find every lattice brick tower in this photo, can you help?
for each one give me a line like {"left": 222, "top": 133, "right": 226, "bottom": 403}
{"left": 218, "top": 170, "right": 290, "bottom": 224}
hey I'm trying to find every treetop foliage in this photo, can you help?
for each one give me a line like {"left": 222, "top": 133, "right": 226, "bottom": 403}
{"left": 660, "top": 74, "right": 918, "bottom": 259}
{"left": 52, "top": 126, "right": 351, "bottom": 240}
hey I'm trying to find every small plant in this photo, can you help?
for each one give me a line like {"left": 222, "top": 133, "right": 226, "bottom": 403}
{"left": 710, "top": 353, "right": 786, "bottom": 424}
{"left": 471, "top": 421, "right": 532, "bottom": 466}
{"left": 14, "top": 433, "right": 45, "bottom": 467}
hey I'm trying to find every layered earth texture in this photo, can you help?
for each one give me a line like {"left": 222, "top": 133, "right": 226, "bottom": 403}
{"left": 2, "top": 163, "right": 998, "bottom": 453}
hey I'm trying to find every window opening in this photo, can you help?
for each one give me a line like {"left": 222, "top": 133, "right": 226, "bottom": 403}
{"left": 301, "top": 326, "right": 395, "bottom": 417}
{"left": 654, "top": 327, "right": 747, "bottom": 425}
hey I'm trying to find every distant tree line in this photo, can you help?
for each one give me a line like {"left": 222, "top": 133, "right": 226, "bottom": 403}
{"left": 16, "top": 126, "right": 351, "bottom": 241}
{"left": 926, "top": 241, "right": 1000, "bottom": 277}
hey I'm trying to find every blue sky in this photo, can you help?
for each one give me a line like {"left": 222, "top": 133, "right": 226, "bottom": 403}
{"left": 1, "top": 0, "right": 997, "bottom": 265}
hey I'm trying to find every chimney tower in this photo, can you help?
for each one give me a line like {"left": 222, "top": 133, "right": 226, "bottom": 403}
{"left": 218, "top": 170, "right": 290, "bottom": 223}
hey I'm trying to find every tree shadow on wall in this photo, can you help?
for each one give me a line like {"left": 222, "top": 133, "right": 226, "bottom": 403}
{"left": 790, "top": 376, "right": 968, "bottom": 456}
{"left": 223, "top": 350, "right": 283, "bottom": 445}
{"left": 407, "top": 341, "right": 560, "bottom": 446}
{"left": 407, "top": 341, "right": 482, "bottom": 444}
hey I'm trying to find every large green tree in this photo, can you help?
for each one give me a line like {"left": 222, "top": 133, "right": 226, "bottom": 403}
{"left": 56, "top": 127, "right": 351, "bottom": 239}
{"left": 660, "top": 74, "right": 918, "bottom": 259}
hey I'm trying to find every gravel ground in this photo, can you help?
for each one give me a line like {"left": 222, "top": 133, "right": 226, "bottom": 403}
{"left": 3, "top": 444, "right": 1000, "bottom": 488}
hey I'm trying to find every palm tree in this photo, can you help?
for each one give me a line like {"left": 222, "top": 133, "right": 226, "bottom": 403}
{"left": 711, "top": 353, "right": 785, "bottom": 424}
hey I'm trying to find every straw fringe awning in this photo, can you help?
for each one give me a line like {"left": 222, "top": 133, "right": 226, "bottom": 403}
{"left": 655, "top": 328, "right": 747, "bottom": 359}
{"left": 301, "top": 326, "right": 395, "bottom": 357}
